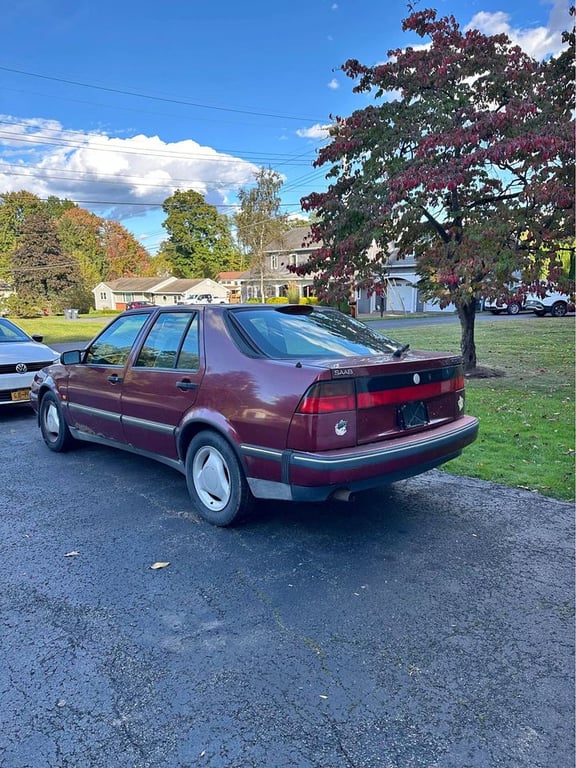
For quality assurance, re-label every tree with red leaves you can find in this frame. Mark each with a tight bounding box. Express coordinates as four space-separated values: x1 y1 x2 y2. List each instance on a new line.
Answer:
298 8 574 371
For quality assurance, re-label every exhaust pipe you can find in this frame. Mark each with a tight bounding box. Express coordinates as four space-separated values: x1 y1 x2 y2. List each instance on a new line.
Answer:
332 489 353 502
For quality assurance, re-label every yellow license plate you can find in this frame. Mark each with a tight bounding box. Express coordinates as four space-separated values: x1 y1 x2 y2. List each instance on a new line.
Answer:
11 389 30 402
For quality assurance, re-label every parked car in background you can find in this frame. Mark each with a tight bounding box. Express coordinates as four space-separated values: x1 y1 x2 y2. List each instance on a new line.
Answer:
524 290 574 317
126 301 155 309
0 317 59 407
30 304 478 526
179 293 228 305
484 296 526 315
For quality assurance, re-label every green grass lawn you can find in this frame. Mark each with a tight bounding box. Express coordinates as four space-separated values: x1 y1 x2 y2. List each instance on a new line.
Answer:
17 314 111 344
16 313 575 502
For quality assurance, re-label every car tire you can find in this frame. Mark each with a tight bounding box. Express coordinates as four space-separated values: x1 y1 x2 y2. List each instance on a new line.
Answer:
507 303 521 315
185 431 254 526
550 301 567 318
39 391 75 452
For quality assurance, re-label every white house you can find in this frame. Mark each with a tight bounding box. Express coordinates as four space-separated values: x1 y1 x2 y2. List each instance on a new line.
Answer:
92 277 229 311
364 249 455 315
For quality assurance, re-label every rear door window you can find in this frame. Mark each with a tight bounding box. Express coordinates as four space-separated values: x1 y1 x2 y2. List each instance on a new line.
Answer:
134 312 199 370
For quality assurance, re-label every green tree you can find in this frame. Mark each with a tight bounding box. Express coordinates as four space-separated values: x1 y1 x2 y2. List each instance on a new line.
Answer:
10 212 82 313
57 207 108 288
44 195 76 219
235 168 287 299
161 189 240 278
299 8 574 371
0 191 47 281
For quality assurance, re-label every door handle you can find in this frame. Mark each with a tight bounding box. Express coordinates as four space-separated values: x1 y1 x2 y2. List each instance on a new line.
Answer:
176 379 198 391
107 374 123 384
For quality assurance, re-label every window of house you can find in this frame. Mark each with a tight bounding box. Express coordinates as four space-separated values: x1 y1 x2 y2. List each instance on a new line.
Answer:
271 255 279 270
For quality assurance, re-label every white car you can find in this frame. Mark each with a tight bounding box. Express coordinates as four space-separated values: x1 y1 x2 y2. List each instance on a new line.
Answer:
0 317 60 406
484 296 525 315
524 290 573 317
180 293 228 305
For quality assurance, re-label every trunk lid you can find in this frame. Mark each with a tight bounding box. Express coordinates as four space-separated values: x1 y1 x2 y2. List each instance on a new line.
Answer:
287 351 465 451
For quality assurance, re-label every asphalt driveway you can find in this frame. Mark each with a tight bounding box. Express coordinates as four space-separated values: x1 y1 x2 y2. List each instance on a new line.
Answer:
0 406 574 768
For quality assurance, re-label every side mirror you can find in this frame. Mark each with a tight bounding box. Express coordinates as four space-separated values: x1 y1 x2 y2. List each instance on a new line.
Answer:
61 350 83 365
31 334 44 342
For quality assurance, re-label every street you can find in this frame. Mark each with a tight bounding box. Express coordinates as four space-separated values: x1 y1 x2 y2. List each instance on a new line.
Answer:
0 406 574 768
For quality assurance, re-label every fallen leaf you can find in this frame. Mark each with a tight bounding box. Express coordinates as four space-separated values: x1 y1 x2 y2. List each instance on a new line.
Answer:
150 561 170 570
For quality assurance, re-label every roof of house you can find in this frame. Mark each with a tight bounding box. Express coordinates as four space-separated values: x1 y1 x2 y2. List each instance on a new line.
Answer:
218 271 247 280
264 226 321 253
105 277 168 291
163 278 204 293
98 277 223 294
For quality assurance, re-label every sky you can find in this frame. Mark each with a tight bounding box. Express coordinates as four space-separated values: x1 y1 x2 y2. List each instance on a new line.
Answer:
0 0 571 255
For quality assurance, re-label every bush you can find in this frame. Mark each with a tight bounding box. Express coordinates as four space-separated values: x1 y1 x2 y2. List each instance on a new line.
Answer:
52 286 95 315
0 294 43 318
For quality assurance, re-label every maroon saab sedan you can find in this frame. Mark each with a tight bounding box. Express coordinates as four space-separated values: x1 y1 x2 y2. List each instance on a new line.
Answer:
30 304 478 526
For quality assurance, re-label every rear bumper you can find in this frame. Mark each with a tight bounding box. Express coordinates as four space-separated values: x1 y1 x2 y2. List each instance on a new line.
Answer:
244 415 479 502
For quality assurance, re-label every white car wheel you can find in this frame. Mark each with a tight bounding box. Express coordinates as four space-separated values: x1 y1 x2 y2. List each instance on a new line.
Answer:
39 391 75 452
192 445 231 512
185 431 254 526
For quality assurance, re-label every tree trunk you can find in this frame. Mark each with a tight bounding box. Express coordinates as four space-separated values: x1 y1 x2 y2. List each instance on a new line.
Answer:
456 299 477 372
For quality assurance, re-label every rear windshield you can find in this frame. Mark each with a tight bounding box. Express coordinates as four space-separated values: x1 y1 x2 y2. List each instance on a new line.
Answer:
230 306 402 358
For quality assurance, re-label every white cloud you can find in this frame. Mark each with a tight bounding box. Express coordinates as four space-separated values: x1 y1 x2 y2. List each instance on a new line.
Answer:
296 124 332 140
466 0 571 59
327 78 340 90
0 116 258 220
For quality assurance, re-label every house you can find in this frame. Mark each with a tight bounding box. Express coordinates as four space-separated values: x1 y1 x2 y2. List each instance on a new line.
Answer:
254 226 452 313
239 226 318 302
363 248 454 315
92 277 229 310
217 272 245 304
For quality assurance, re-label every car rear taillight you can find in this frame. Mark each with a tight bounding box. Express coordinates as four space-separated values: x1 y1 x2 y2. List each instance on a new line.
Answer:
296 380 356 414
357 374 465 407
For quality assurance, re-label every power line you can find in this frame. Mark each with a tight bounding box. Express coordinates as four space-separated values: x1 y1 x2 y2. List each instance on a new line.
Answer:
0 160 327 196
0 65 325 124
20 195 306 211
0 128 315 165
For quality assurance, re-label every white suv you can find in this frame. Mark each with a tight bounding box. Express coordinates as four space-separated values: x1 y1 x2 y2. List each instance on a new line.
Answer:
524 290 573 318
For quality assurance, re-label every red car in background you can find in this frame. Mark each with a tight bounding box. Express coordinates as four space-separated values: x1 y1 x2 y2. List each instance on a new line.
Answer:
30 304 478 526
